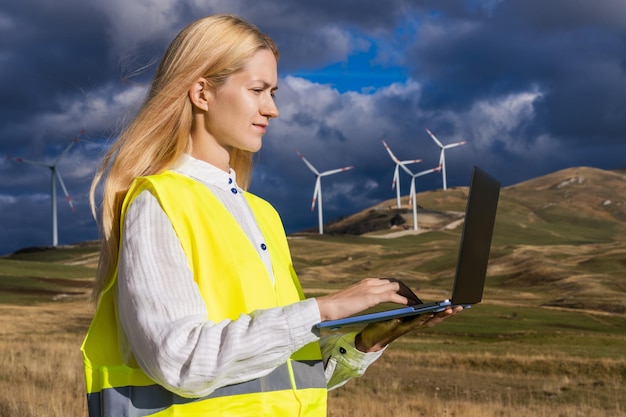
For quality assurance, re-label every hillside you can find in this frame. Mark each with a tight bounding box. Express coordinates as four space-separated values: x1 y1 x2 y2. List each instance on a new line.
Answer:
302 166 626 238
0 166 625 314
291 166 626 314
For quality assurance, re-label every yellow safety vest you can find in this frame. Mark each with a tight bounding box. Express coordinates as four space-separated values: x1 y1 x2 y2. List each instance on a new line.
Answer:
81 171 327 417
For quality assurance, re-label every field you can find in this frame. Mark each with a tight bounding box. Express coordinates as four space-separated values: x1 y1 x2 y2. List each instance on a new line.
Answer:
293 233 626 417
1 166 625 416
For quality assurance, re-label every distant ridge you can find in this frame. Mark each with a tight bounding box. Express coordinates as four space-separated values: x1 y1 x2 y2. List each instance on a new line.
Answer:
290 166 626 314
6 240 100 258
293 166 626 237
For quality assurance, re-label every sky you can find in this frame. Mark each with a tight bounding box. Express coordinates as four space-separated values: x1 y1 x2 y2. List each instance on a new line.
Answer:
1 0 625 255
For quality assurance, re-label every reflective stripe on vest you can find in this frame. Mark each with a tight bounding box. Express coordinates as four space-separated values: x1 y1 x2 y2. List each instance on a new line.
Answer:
87 360 325 417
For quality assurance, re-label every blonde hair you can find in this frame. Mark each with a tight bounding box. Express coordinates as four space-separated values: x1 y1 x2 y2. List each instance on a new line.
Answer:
90 14 279 301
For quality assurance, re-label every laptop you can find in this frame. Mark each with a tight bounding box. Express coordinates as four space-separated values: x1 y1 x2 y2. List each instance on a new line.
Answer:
317 166 500 330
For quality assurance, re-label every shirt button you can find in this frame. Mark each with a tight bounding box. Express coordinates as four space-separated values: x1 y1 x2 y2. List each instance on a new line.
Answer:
339 347 347 354
260 243 267 251
228 178 233 184
231 188 238 194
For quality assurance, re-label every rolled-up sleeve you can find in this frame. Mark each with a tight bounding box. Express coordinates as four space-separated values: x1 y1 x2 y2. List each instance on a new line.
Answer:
320 332 385 390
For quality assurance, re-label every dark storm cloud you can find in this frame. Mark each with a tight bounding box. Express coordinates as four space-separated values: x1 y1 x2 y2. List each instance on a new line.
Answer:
0 1 110 139
405 0 626 149
0 0 624 254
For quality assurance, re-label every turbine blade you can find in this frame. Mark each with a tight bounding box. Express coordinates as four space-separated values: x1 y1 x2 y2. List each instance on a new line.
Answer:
392 165 399 190
6 156 50 168
444 141 467 149
54 132 83 165
381 140 400 163
55 171 76 212
399 162 415 176
53 129 85 166
295 149 320 175
425 128 444 148
320 166 354 177
414 166 441 178
311 177 321 211
399 159 422 164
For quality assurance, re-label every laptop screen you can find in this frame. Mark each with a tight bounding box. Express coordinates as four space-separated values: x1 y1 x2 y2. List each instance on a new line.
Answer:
450 166 500 305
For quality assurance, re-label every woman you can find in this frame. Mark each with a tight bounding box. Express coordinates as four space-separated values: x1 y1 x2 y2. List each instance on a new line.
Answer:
82 14 460 417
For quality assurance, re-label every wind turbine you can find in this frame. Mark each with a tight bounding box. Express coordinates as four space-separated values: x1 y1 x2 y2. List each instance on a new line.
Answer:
425 128 466 190
296 150 354 235
6 130 83 246
400 163 441 231
381 140 422 209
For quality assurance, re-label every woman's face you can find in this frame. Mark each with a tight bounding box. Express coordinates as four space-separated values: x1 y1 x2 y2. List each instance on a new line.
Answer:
204 49 279 155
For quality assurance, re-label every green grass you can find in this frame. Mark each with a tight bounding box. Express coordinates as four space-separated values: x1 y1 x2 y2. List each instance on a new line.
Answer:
338 304 626 363
5 243 99 262
0 247 97 305
0 258 95 279
579 255 626 276
491 217 616 246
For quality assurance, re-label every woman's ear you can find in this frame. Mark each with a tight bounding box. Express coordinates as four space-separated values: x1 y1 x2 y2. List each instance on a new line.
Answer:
188 78 211 111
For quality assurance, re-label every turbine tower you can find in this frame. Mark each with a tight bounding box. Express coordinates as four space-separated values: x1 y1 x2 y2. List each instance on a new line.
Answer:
381 140 422 209
296 150 354 235
400 164 441 231
6 131 83 246
425 128 466 190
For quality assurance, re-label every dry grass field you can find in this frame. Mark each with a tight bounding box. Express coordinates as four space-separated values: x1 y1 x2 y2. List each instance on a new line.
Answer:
293 237 626 417
1 166 625 416
1 290 624 417
0 300 90 417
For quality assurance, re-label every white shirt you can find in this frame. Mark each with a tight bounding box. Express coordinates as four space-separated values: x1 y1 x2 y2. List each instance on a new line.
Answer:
116 154 383 398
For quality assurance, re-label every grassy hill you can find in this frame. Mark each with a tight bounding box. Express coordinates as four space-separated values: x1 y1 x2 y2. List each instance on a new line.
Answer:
1 166 624 311
0 241 99 304
292 166 626 313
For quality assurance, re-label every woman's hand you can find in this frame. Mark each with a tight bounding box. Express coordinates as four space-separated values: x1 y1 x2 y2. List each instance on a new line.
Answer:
354 306 463 353
315 278 419 322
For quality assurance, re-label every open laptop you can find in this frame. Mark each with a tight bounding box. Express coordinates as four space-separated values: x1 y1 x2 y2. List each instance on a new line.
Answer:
317 166 500 330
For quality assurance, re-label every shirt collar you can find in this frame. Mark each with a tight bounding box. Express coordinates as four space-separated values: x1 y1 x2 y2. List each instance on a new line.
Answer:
173 154 240 192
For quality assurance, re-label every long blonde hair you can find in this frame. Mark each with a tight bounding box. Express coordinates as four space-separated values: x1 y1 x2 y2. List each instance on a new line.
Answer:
90 14 279 302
